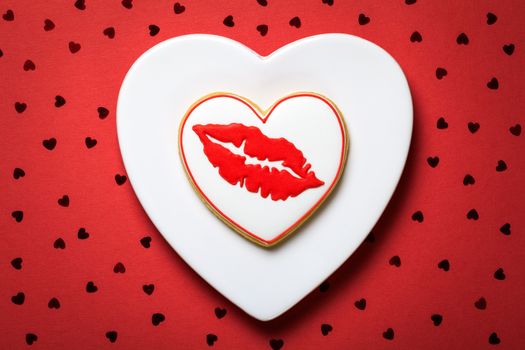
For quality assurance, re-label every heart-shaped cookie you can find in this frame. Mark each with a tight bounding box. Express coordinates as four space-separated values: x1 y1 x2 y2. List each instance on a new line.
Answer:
179 92 348 247
117 34 412 320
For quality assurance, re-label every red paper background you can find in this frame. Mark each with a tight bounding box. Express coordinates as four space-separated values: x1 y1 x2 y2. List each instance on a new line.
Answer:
1 1 524 349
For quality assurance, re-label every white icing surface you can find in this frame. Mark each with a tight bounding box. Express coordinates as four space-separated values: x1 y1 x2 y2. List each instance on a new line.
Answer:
180 94 345 243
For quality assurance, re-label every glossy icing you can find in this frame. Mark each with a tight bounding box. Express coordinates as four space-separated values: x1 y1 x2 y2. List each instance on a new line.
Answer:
193 123 324 201
179 92 348 246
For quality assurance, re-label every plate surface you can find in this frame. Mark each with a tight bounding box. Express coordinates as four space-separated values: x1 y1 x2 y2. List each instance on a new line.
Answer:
117 33 412 321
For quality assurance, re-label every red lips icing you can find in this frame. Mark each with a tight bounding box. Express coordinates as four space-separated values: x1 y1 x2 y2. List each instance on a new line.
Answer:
193 123 324 201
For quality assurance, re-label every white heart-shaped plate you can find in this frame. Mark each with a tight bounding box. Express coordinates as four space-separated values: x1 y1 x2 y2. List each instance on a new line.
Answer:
117 34 412 321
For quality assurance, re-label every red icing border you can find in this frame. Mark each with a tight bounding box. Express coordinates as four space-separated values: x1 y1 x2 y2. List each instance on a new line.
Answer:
179 93 347 246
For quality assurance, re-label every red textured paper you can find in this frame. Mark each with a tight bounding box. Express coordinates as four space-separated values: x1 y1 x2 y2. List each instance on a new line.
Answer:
1 1 524 349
